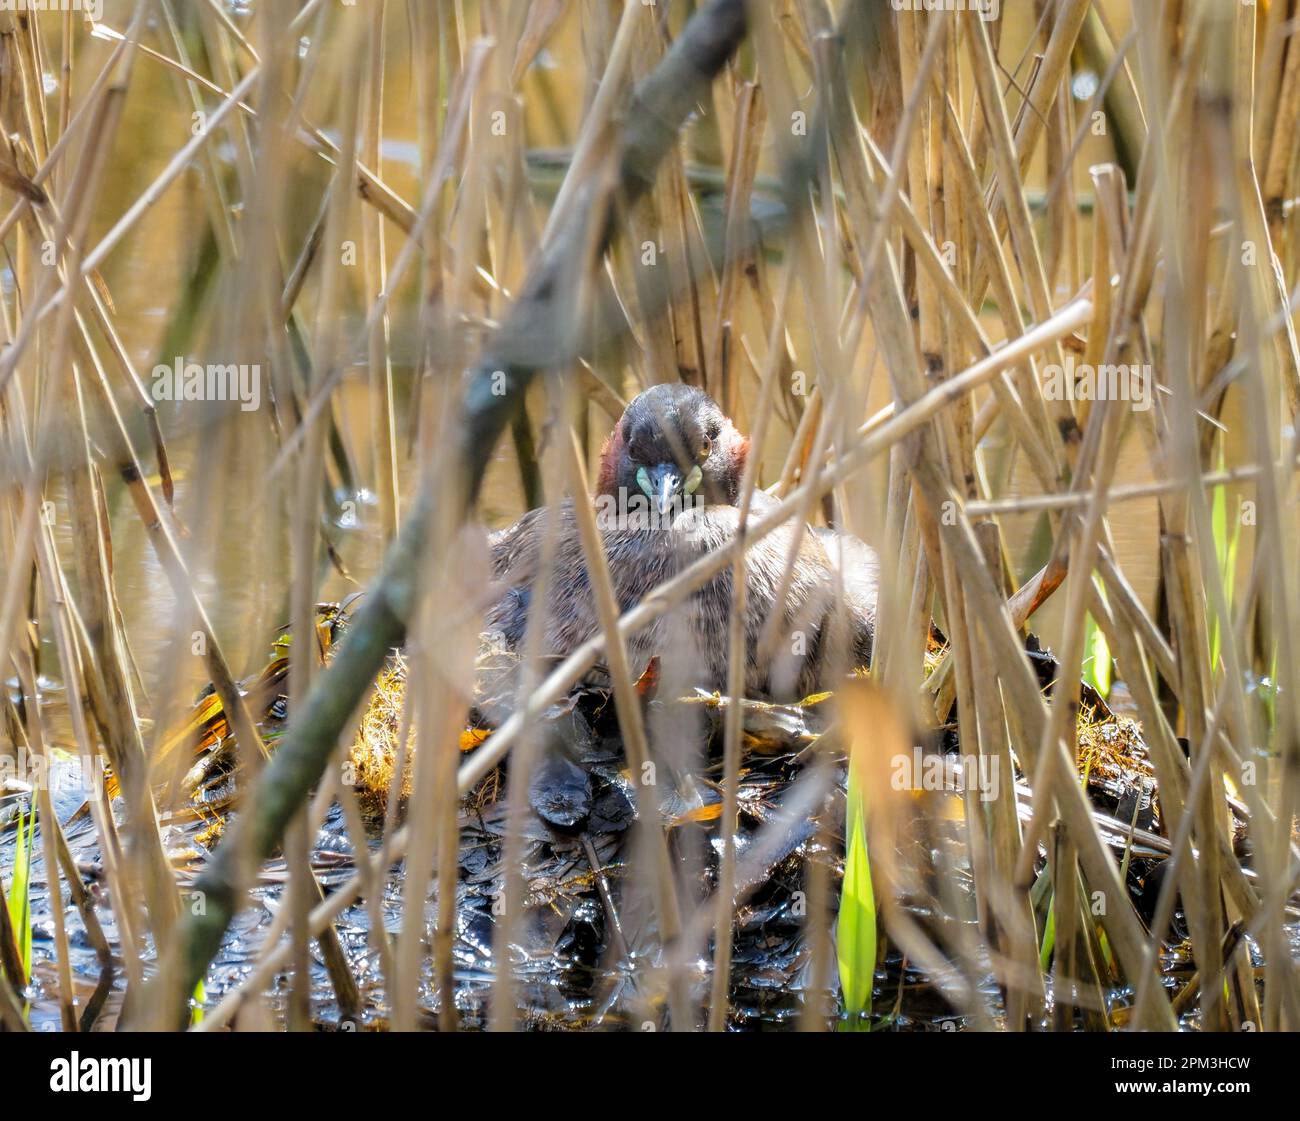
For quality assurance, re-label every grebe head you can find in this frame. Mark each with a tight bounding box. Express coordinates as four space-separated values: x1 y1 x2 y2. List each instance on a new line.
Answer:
595 383 749 518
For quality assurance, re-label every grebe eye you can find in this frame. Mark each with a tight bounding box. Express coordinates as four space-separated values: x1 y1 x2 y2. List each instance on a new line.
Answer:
699 438 712 459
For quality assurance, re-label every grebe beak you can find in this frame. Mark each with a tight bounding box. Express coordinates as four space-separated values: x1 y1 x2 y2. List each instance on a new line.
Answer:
637 463 683 516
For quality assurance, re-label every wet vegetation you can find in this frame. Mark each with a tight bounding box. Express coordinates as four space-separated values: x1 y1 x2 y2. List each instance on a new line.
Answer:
1 0 1299 1034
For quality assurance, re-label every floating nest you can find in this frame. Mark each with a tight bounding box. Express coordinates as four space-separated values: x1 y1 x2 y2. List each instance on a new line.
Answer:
159 602 1163 841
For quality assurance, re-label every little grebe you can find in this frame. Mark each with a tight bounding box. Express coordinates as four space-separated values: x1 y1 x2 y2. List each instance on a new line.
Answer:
486 384 878 699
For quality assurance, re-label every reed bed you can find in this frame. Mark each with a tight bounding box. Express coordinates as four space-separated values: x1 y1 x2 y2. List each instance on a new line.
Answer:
0 0 1297 1034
